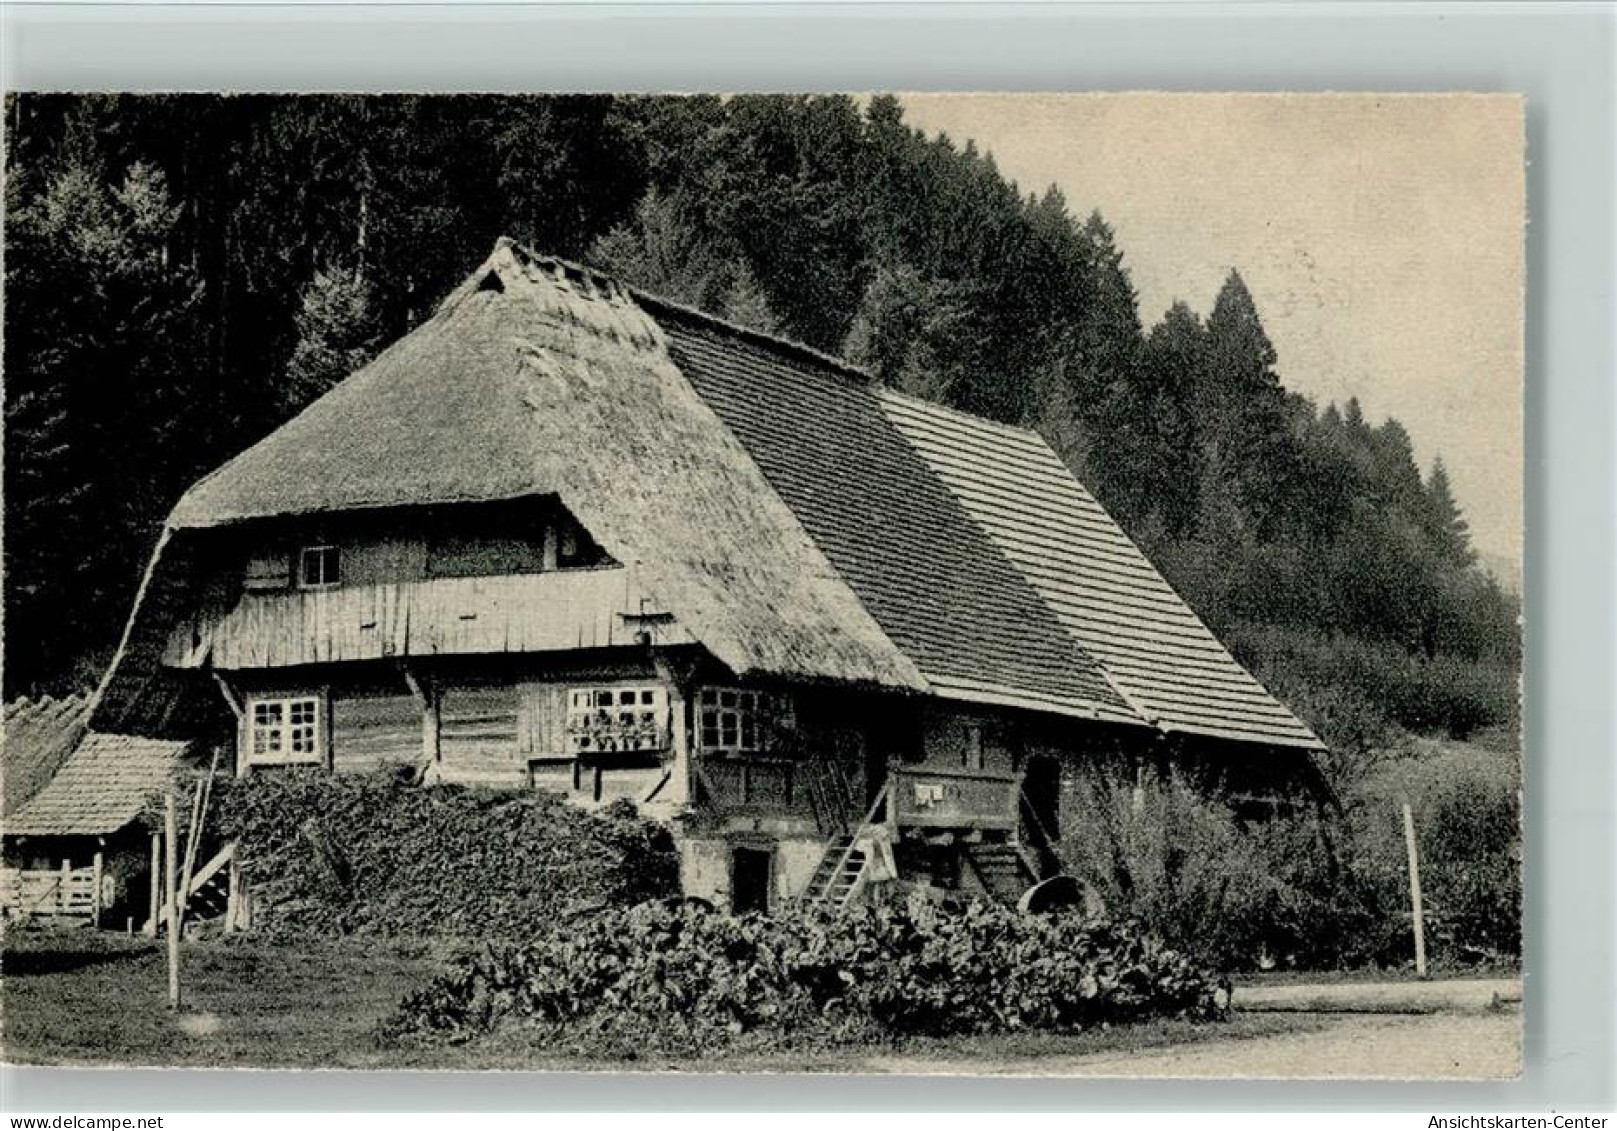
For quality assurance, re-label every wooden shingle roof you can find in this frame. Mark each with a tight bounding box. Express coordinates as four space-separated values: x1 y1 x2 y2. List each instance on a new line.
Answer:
662 311 1135 725
5 732 189 837
880 391 1323 750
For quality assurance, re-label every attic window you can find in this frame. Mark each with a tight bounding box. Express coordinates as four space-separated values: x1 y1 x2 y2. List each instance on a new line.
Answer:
298 545 340 589
477 269 505 294
555 515 606 569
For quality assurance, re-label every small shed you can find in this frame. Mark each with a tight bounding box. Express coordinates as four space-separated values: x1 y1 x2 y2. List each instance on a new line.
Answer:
3 727 191 925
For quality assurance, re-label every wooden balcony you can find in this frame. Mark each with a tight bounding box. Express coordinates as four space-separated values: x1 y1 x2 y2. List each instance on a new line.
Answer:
693 757 1022 836
888 764 1021 833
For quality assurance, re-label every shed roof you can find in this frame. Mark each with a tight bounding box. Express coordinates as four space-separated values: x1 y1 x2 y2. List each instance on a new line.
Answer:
4 731 188 837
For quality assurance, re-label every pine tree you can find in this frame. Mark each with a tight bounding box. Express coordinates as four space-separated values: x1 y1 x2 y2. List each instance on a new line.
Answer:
4 138 202 691
284 265 384 412
1424 457 1476 567
588 188 739 312
1201 268 1302 537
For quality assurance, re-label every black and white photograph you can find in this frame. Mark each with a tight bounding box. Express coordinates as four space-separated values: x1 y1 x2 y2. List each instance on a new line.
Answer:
1 91 1524 1079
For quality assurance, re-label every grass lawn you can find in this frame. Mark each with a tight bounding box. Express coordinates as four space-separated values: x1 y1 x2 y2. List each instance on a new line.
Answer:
0 924 1322 1072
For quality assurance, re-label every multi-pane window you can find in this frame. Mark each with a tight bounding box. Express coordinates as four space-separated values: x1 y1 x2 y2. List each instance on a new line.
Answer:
298 545 340 589
565 686 668 754
247 695 323 765
697 688 786 755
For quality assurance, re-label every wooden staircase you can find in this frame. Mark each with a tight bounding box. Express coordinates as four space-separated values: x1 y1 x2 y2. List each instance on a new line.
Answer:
149 842 239 935
964 840 1039 906
801 836 869 907
799 782 890 909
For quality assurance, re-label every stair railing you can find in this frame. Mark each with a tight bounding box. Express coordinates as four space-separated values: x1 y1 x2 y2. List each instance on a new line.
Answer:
152 841 235 931
810 781 891 906
1017 787 1062 880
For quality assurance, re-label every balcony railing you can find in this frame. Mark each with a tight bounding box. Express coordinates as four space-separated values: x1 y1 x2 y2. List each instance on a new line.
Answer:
888 764 1021 832
693 757 1023 835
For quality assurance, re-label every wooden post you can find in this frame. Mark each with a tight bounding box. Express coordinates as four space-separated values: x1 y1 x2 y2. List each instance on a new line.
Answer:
177 748 222 940
664 683 691 807
146 833 160 937
403 667 440 766
91 849 105 929
1402 799 1428 978
212 672 248 779
224 851 241 935
164 791 181 1011
59 858 70 918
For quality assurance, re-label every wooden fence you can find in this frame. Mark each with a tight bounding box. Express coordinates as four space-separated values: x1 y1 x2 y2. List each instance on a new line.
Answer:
1 860 102 922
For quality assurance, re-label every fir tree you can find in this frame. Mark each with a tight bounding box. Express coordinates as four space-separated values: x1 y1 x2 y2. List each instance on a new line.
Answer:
284 265 384 412
1424 457 1476 567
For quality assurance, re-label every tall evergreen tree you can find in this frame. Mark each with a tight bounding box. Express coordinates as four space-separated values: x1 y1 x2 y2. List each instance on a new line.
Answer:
1201 268 1302 537
1424 457 1476 567
283 265 385 413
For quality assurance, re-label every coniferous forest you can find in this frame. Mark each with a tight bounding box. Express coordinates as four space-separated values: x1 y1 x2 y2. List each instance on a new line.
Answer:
3 93 1519 778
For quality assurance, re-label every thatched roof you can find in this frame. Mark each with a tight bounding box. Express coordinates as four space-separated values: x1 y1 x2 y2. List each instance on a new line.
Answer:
2 694 92 816
92 237 1319 754
98 240 925 737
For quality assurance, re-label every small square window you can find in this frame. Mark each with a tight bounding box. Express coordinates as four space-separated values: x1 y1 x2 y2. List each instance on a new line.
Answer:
298 546 340 589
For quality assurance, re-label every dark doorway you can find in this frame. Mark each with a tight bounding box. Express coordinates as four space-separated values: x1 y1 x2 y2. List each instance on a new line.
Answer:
730 847 773 914
1024 753 1062 842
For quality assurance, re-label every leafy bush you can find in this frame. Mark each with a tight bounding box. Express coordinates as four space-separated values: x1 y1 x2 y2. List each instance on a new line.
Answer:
197 768 679 940
1060 751 1521 972
1354 740 1522 962
1059 765 1354 970
382 899 1226 1056
1225 622 1518 757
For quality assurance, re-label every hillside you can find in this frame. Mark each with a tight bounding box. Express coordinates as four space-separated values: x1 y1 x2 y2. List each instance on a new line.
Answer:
3 93 1519 768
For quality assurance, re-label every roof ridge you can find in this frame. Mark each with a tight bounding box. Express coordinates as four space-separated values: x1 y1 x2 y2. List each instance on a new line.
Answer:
481 238 880 387
633 291 877 388
878 386 1048 444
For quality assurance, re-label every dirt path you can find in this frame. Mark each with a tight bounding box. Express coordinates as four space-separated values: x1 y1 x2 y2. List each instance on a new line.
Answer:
1236 978 1521 1014
864 1011 1522 1079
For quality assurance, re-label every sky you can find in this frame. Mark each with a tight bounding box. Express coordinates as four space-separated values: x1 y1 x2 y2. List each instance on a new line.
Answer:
898 93 1524 565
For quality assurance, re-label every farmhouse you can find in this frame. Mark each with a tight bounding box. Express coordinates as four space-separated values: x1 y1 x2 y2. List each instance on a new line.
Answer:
8 238 1322 918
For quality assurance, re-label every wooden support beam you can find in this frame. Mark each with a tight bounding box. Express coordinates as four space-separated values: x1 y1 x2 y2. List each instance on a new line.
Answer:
212 672 244 719
225 851 241 935
650 655 693 809
164 793 181 1010
401 666 441 766
212 672 249 779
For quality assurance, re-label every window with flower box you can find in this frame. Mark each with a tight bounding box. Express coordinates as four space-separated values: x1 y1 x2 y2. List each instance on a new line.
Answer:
245 694 325 766
565 686 669 755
